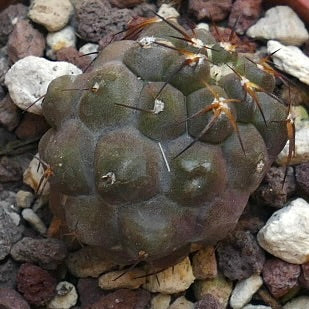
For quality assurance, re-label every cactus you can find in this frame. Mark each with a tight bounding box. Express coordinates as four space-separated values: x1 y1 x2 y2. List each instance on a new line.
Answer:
39 15 289 268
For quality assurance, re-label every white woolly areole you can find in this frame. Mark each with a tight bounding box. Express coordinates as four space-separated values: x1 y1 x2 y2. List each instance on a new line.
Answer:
138 36 157 48
153 99 165 114
209 63 234 83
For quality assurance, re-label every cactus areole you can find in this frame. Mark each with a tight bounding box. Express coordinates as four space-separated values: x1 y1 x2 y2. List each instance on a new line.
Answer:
39 18 288 268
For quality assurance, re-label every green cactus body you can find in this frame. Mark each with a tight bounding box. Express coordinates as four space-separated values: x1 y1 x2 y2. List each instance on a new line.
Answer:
39 18 287 267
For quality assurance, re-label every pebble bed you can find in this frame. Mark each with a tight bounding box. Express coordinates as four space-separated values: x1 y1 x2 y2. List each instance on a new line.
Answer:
0 0 308 308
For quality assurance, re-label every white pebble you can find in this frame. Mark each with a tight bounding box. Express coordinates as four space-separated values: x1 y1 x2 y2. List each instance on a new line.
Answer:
5 56 81 114
22 208 47 235
258 198 309 264
48 281 78 309
157 4 179 19
16 190 34 209
47 26 76 52
79 43 99 61
151 294 171 309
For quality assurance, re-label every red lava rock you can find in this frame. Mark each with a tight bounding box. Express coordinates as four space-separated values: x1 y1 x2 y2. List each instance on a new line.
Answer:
253 166 296 208
56 46 92 72
0 4 28 46
88 289 151 309
0 94 21 131
109 0 144 8
217 230 265 280
76 0 134 43
210 26 257 53
15 112 49 140
262 258 301 298
299 263 309 289
0 287 30 309
194 293 224 309
77 278 106 308
188 0 232 22
228 0 263 35
7 19 45 63
295 163 309 197
16 263 57 306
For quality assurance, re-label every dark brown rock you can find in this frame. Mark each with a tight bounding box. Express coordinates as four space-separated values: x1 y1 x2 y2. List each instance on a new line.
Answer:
0 4 28 46
0 94 21 131
299 263 309 289
76 0 134 43
253 166 296 208
217 230 265 280
11 237 67 270
56 47 92 72
262 258 301 298
109 0 143 8
77 278 105 308
0 259 19 288
295 163 309 197
15 112 49 140
0 288 30 309
17 263 57 306
7 19 45 63
188 0 232 22
88 289 151 309
194 293 224 309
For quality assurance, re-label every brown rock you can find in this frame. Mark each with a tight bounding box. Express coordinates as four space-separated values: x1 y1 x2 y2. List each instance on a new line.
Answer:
0 288 30 309
194 293 224 309
15 112 49 140
228 0 263 35
217 230 265 280
188 0 232 22
299 263 309 289
77 278 105 308
88 289 151 309
7 19 45 63
16 263 57 306
262 258 301 298
295 163 309 197
0 3 28 46
0 94 20 131
56 46 92 72
109 0 143 8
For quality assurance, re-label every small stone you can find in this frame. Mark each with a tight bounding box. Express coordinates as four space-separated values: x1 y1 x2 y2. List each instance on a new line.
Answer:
48 281 78 309
268 40 309 86
194 273 233 308
188 0 232 22
228 0 262 35
157 4 180 19
0 156 24 182
23 154 50 196
0 46 9 85
283 296 309 309
133 2 157 17
98 268 146 290
11 237 67 270
169 296 194 309
253 166 296 208
0 288 30 309
192 246 218 279
0 259 19 288
247 6 309 46
229 274 263 309
46 25 76 58
0 206 22 261
76 0 133 43
299 263 309 289
89 289 151 309
194 294 224 309
66 246 116 278
16 190 34 209
151 294 171 309
0 4 28 46
257 198 309 264
0 94 21 131
56 47 92 71
17 263 56 306
77 278 105 308
143 257 195 294
109 0 143 8
79 43 99 60
243 306 271 309
28 0 73 32
262 258 300 298
22 208 47 235
217 230 265 281
4 56 82 115
7 19 45 63
295 163 309 197
15 113 49 140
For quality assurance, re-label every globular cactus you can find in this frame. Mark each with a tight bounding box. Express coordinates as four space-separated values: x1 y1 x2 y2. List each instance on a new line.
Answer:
39 15 289 268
